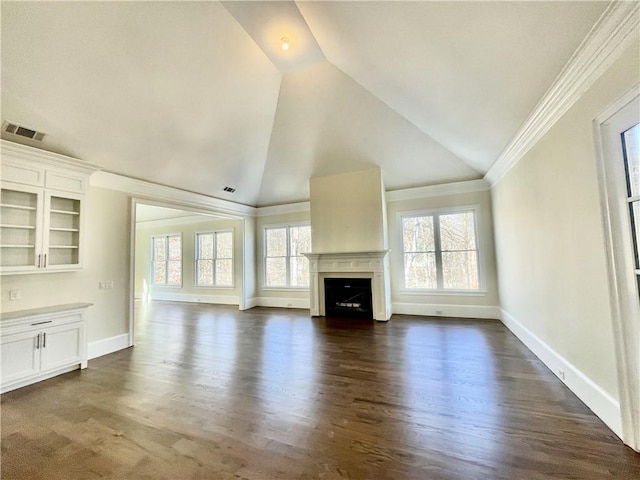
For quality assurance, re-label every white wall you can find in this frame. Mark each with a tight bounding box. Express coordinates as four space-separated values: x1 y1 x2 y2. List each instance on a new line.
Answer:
310 168 386 253
491 42 639 433
1 186 131 344
135 216 243 305
387 188 499 318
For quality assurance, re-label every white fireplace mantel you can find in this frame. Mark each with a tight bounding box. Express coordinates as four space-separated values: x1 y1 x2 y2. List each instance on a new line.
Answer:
304 251 391 321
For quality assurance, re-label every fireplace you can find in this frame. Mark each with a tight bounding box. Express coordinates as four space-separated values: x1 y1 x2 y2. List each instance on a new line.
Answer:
304 251 391 321
324 278 373 318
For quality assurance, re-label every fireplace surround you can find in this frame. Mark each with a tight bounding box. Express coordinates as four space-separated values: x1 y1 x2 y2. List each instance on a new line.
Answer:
304 251 391 321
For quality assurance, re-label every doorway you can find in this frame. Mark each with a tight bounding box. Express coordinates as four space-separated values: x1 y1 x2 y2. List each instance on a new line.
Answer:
595 87 640 451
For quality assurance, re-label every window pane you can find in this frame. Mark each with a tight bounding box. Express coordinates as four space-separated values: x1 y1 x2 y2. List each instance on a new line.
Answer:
440 212 477 251
215 259 233 286
290 256 309 287
403 252 437 289
216 232 233 259
198 234 214 260
290 226 311 256
623 123 640 197
167 260 181 285
168 236 182 260
266 257 287 287
153 261 166 284
402 216 435 252
442 251 479 289
153 237 166 261
632 201 640 270
197 259 213 286
266 228 287 257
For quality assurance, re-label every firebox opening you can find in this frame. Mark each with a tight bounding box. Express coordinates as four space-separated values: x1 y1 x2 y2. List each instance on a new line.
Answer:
324 278 373 319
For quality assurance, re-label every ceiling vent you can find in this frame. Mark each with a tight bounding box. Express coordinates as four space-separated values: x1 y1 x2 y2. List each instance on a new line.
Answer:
3 122 46 141
223 186 236 193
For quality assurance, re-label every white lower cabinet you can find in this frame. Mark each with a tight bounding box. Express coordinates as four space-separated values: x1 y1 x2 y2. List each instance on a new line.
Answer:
1 303 91 393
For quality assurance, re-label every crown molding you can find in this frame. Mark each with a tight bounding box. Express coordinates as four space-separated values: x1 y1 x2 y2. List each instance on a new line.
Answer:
385 179 490 202
255 201 311 217
91 171 256 218
137 214 238 229
0 139 101 175
485 1 640 186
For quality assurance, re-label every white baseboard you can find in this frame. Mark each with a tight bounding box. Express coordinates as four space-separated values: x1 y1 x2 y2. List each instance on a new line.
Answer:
254 297 310 309
500 308 622 439
150 292 239 305
392 302 501 319
88 333 130 360
242 297 259 310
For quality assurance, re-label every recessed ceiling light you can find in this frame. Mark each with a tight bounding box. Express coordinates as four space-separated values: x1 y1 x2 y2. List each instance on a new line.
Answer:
281 37 289 51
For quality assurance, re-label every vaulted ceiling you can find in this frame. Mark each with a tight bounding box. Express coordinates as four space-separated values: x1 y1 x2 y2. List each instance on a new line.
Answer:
1 1 608 206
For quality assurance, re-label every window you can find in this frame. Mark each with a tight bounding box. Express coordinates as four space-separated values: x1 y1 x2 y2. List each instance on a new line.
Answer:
401 209 479 290
152 234 182 286
622 123 640 287
195 231 233 287
265 224 311 288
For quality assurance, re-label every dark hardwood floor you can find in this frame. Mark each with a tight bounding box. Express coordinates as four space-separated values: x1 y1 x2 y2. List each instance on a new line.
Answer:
2 301 639 479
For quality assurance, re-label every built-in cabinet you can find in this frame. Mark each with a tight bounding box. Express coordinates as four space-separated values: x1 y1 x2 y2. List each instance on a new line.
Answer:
1 303 91 394
0 140 99 274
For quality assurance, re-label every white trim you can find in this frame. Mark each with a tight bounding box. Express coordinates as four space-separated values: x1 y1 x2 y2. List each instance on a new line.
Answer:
149 292 240 305
485 1 640 186
88 333 130 360
392 303 500 319
253 297 310 309
255 201 310 217
398 289 487 297
137 214 226 229
91 171 256 217
1 139 101 176
244 297 259 310
386 179 490 202
500 309 623 440
593 90 640 450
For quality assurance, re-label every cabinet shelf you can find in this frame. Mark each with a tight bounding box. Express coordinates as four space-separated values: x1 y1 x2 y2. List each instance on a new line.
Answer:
0 204 37 211
1 224 36 230
1 244 35 248
49 227 79 232
49 209 80 216
48 245 79 249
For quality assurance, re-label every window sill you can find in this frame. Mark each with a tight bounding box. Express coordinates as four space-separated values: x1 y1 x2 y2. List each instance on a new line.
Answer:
399 289 487 297
194 285 235 290
262 287 310 292
151 285 183 288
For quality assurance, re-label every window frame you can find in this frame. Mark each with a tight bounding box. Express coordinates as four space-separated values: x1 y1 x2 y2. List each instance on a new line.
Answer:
263 222 311 290
150 233 183 287
398 205 484 294
194 229 235 288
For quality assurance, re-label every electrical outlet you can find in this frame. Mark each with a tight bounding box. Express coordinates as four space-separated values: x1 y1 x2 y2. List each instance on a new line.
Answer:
99 281 114 290
435 310 443 315
9 290 21 301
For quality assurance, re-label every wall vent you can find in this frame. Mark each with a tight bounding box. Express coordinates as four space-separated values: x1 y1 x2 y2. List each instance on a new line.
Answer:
223 186 236 193
3 122 46 141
